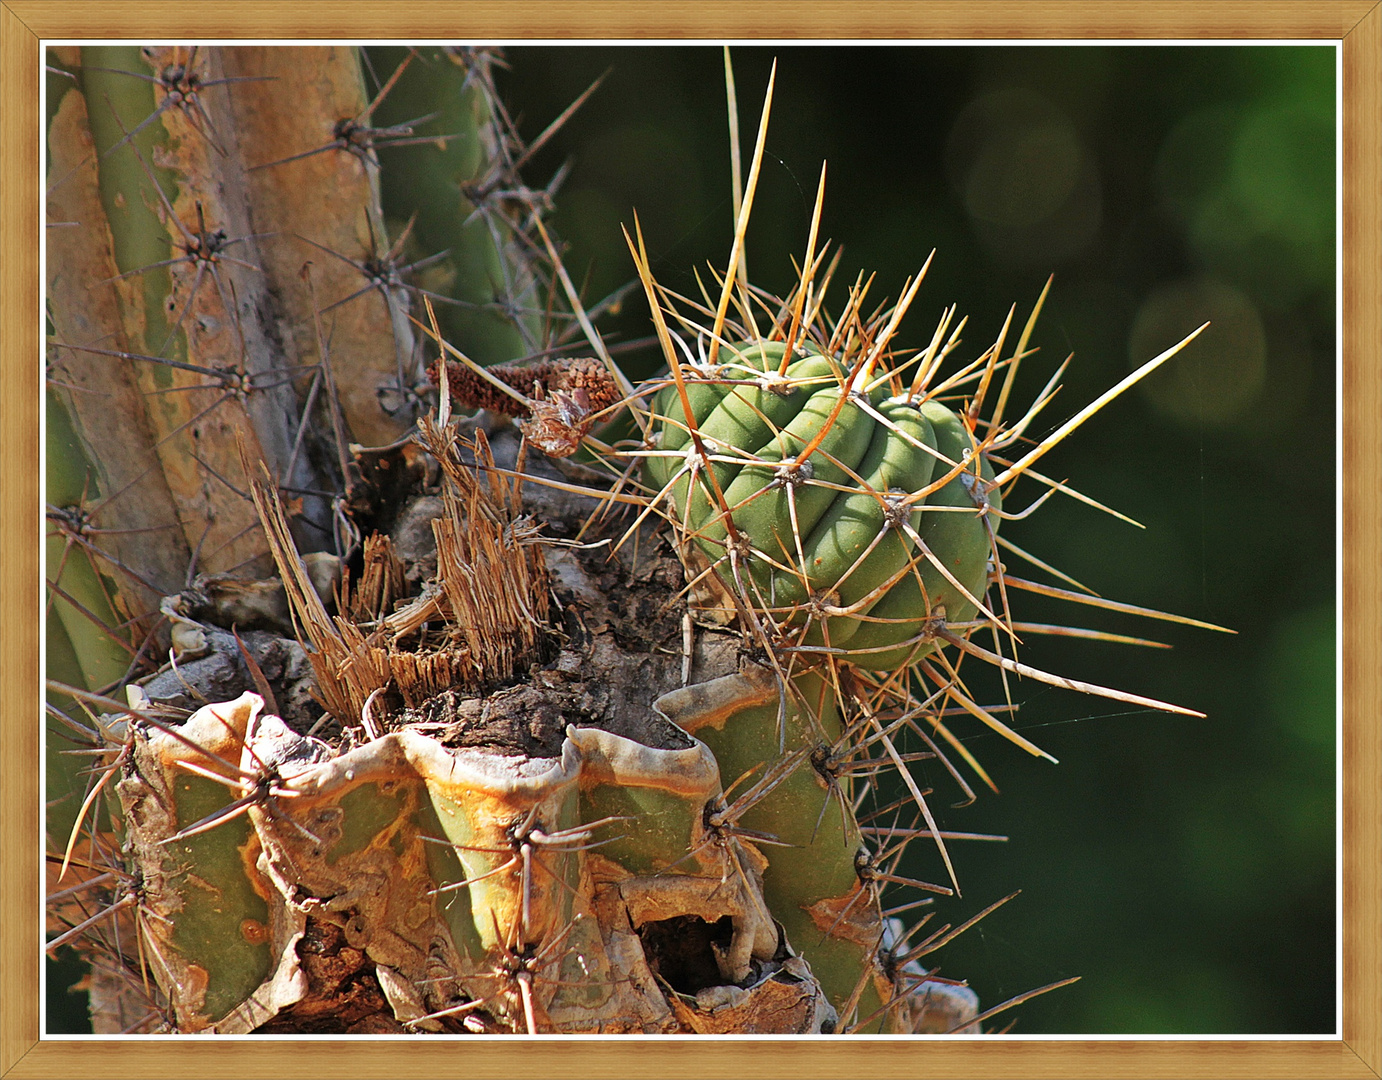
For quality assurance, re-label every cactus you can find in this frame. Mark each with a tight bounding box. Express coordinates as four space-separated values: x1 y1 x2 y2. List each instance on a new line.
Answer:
645 338 1004 667
45 46 1226 1037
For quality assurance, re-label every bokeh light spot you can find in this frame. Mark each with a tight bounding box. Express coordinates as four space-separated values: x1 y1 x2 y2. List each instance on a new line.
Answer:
964 120 1083 227
946 89 1100 265
1131 277 1267 427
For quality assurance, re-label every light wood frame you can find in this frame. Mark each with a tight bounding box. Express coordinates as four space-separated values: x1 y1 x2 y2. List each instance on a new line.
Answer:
2 4 1377 1077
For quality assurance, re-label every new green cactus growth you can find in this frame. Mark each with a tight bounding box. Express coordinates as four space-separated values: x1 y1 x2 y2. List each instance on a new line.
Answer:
646 340 1005 668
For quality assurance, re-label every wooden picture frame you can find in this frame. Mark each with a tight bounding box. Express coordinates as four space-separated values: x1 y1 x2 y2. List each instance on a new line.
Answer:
3 3 1377 1077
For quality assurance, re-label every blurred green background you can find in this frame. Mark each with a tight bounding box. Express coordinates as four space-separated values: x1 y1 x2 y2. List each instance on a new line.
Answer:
496 44 1337 1035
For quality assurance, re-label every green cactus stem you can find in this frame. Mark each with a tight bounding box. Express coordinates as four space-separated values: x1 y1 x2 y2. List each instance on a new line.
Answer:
647 340 1004 668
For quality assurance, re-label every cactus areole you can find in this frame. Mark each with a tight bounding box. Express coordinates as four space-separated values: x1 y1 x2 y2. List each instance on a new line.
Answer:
646 340 1003 669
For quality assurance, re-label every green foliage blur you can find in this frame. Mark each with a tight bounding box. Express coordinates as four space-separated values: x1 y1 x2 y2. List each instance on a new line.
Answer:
499 44 1337 1035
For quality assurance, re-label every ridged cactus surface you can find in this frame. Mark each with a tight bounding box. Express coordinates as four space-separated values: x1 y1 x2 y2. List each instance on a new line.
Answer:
646 339 1004 668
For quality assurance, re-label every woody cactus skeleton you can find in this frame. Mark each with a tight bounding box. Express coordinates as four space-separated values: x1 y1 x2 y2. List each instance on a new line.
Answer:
45 47 1225 1035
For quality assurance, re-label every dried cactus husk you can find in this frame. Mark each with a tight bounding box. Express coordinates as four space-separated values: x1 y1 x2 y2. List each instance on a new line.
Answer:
113 693 290 1032
109 680 844 1034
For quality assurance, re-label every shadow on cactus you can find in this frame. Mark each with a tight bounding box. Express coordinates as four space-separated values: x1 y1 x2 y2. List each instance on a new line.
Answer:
45 46 1230 1037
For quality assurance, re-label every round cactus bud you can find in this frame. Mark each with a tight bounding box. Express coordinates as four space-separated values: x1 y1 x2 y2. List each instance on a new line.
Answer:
647 341 1003 668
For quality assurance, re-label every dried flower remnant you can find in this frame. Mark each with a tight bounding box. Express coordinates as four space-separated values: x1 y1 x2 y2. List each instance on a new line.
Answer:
252 432 550 730
428 356 623 457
